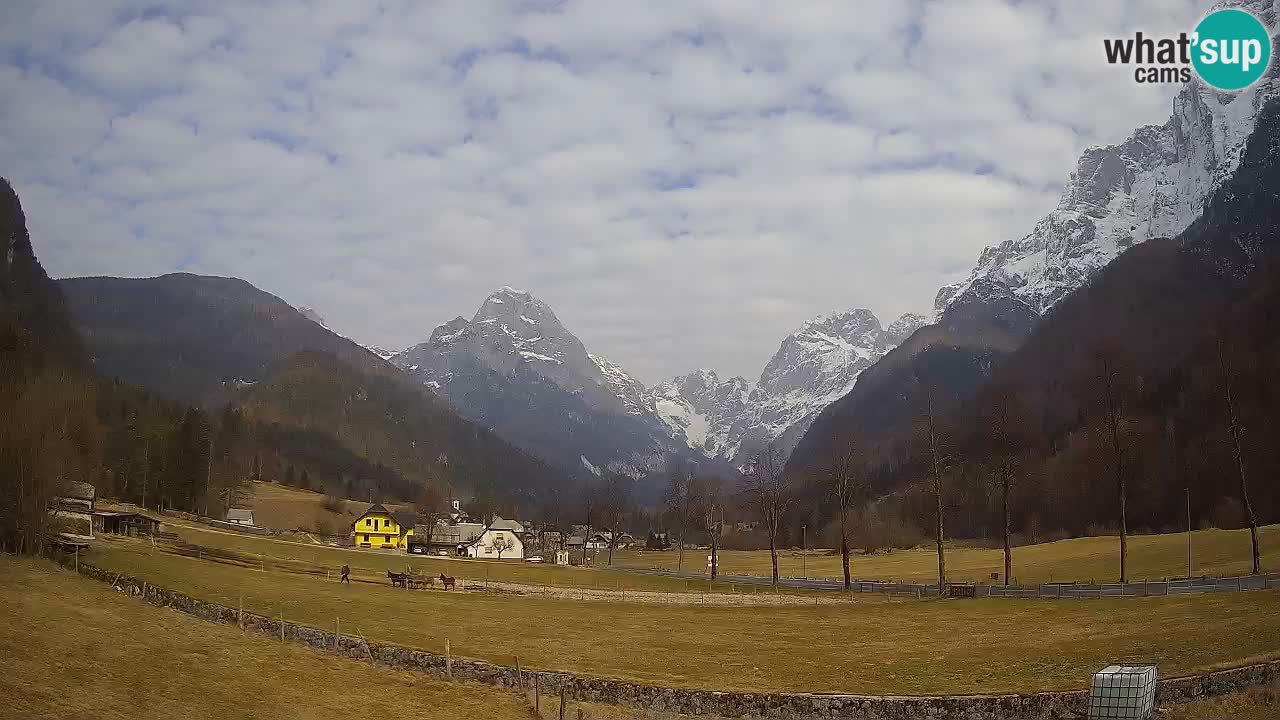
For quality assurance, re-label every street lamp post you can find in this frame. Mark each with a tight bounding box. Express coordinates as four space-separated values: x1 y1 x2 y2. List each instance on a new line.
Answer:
1185 487 1192 578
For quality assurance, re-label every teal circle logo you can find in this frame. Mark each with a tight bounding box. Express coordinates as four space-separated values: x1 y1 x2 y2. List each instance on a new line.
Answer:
1191 9 1272 91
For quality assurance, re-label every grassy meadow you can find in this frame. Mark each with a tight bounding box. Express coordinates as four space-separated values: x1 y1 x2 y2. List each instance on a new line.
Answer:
241 481 410 535
613 525 1280 584
84 535 1280 696
0 557 533 720
158 517 786 595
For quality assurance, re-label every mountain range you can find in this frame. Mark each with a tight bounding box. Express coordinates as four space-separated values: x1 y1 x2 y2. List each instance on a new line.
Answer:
388 287 721 485
13 0 1278 512
793 4 1279 473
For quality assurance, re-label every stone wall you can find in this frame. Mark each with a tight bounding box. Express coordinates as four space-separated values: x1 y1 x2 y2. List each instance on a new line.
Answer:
73 562 1278 720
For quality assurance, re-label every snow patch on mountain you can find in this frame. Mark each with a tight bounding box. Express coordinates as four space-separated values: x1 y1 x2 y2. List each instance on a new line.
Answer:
589 353 654 417
297 306 328 328
391 287 711 479
937 12 1279 317
651 309 927 464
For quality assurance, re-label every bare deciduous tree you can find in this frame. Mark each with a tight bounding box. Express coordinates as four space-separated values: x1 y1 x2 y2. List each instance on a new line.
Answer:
0 366 100 555
692 474 725 579
599 473 631 566
742 443 796 587
1213 332 1261 575
1089 342 1136 583
414 480 446 548
491 533 512 559
821 432 866 591
665 469 695 574
979 377 1034 585
912 374 950 591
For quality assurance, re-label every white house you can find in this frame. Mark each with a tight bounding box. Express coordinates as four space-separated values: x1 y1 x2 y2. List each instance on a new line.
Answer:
226 508 255 526
465 516 525 560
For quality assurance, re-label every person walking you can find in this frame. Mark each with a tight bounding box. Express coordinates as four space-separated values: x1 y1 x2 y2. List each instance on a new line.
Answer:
340 564 350 584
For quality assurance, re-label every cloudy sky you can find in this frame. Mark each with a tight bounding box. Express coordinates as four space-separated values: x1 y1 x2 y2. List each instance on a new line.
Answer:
1 0 1208 383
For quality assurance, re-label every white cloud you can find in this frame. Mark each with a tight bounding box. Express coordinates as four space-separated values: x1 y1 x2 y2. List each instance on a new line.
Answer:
0 0 1207 384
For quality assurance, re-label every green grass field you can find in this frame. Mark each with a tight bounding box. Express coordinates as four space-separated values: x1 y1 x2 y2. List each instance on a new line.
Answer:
84 535 1280 696
0 557 532 720
158 518 791 595
613 525 1280 584
225 482 1277 589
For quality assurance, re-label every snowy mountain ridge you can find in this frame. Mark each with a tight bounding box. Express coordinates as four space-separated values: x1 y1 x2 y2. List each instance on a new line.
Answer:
390 287 710 479
651 308 928 465
936 0 1279 317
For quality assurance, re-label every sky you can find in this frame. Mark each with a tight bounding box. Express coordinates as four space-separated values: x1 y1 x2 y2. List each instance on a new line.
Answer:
0 0 1210 384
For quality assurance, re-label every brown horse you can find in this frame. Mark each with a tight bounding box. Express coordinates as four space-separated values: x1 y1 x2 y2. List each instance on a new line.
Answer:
438 573 455 590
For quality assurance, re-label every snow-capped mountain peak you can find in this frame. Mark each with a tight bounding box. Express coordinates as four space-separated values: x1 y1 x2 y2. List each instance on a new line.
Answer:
936 11 1279 318
652 306 926 464
390 287 704 479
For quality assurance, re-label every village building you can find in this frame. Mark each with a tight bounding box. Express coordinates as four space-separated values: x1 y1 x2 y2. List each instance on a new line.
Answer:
50 481 96 539
585 530 635 551
428 520 485 554
465 516 525 559
93 510 162 537
351 504 416 550
225 508 256 526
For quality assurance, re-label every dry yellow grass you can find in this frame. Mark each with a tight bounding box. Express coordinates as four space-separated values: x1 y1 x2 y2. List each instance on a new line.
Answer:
614 525 1280 584
0 556 532 720
158 518 778 595
1162 682 1280 720
87 537 1280 696
243 481 411 534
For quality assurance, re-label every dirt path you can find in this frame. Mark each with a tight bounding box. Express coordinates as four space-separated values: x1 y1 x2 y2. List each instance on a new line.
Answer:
456 578 875 606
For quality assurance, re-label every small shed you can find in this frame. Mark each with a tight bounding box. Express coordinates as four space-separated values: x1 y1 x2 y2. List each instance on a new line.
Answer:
50 482 97 538
93 511 162 537
226 508 256 526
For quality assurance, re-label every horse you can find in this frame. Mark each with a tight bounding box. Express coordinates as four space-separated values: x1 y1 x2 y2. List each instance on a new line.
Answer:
438 573 455 591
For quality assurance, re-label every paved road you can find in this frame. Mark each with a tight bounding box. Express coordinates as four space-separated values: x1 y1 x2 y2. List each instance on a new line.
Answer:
615 566 1280 599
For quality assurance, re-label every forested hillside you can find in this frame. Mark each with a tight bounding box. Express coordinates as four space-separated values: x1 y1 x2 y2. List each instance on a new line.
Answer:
791 101 1280 554
59 273 394 406
236 351 568 508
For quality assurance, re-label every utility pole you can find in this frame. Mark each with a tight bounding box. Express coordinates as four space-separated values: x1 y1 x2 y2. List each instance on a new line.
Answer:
801 524 807 579
1185 487 1192 578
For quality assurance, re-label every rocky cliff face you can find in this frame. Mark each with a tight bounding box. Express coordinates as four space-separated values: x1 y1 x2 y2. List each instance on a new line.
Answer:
936 0 1279 317
652 309 927 465
392 287 716 481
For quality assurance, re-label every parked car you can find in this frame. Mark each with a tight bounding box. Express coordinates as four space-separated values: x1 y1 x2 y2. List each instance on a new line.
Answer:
525 555 544 563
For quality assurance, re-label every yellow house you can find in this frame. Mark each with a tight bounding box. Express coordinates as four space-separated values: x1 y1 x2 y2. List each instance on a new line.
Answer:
351 504 416 550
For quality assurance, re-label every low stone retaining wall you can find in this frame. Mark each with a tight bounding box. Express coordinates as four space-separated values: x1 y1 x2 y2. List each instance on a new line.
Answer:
73 562 1278 720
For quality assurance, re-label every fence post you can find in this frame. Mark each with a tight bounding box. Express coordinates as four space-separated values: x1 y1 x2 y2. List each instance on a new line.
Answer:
446 639 452 679
515 655 522 690
534 674 540 713
335 616 340 650
559 685 567 720
238 595 243 630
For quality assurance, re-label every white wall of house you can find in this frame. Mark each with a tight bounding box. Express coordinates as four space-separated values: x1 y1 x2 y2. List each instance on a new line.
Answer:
466 528 525 559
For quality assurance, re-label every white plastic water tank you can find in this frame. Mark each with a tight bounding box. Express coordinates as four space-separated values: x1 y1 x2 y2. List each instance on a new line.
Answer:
1087 665 1158 720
